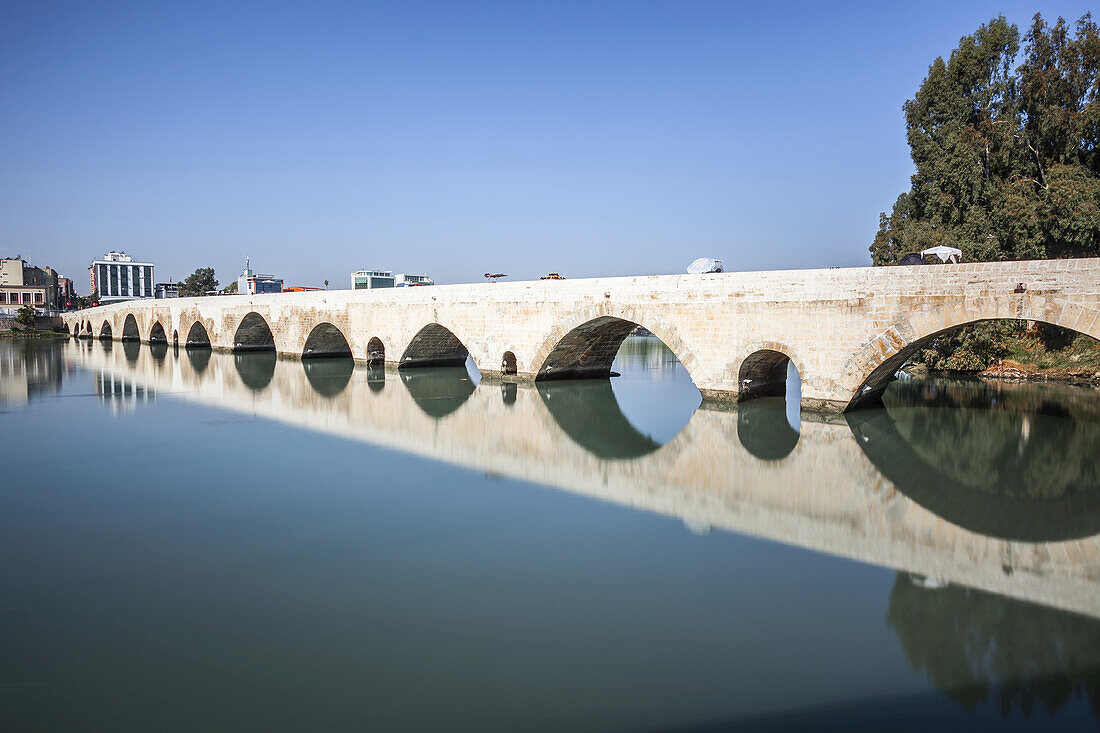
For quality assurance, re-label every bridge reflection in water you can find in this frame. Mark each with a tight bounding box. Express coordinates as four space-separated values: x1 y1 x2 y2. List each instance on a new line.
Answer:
67 339 1100 621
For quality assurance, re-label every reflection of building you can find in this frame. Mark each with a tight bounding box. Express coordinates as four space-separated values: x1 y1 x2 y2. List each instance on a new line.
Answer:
1 257 60 311
396 273 433 287
352 269 396 289
94 371 154 414
155 282 180 299
238 259 284 295
90 251 154 302
0 342 64 405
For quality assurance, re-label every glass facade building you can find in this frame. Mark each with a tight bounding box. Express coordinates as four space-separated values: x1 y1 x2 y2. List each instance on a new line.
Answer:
90 252 154 302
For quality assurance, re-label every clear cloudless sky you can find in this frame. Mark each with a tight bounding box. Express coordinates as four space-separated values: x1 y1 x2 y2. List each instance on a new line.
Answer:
1 0 1095 291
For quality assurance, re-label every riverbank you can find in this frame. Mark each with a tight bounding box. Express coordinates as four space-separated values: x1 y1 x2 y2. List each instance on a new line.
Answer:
0 330 69 340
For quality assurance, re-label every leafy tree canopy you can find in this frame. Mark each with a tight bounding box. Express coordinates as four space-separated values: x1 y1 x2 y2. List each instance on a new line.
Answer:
179 267 219 297
872 13 1100 265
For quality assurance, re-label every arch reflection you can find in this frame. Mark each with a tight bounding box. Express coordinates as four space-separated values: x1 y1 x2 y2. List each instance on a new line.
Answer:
186 346 211 374
400 367 475 419
123 340 141 364
149 342 168 365
737 398 800 461
846 378 1100 542
537 381 660 459
303 357 353 397
234 351 277 392
366 365 386 392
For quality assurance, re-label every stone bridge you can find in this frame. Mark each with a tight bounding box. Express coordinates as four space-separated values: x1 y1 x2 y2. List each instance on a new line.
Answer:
68 340 1100 619
63 258 1100 410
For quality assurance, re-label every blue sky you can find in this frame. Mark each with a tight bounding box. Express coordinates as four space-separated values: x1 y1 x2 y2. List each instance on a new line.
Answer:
1 1 1095 291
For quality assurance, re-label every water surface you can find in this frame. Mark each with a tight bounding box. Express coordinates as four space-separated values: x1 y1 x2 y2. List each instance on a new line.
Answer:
1 337 1099 731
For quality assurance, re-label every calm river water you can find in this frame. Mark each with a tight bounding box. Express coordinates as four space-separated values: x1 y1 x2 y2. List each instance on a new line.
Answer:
2 336 1100 731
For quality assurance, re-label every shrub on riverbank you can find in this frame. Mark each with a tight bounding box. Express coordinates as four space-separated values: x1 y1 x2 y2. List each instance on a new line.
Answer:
915 323 1100 379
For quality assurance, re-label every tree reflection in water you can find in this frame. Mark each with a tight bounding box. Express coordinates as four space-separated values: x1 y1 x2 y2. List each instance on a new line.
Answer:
888 573 1100 722
848 377 1100 542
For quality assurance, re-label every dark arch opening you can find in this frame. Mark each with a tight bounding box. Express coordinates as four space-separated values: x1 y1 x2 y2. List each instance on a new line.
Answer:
82 321 92 338
62 322 70 334
172 329 179 347
122 314 140 342
303 358 353 397
737 398 799 461
400 367 475 419
234 312 275 352
99 321 112 340
536 316 640 381
538 380 662 459
501 351 518 375
149 321 167 344
302 322 352 359
846 377 1100 542
367 337 385 365
186 321 211 348
234 351 277 391
847 318 1100 411
400 324 469 369
739 350 791 401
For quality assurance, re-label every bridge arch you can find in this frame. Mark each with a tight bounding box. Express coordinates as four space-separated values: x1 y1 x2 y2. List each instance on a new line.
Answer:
530 304 700 384
122 314 140 341
367 337 385 365
149 321 167 344
185 321 211 348
99 321 112 339
400 323 470 369
302 322 352 359
501 350 518 375
840 295 1100 411
731 342 805 402
233 312 276 352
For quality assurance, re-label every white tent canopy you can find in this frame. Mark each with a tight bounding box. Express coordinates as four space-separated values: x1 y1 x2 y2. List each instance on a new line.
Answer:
921 245 962 264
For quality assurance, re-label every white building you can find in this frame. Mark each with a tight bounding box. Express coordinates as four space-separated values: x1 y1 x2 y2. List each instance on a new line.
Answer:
238 259 284 295
351 270 433 289
89 252 154 302
352 270 396 289
396 273 434 287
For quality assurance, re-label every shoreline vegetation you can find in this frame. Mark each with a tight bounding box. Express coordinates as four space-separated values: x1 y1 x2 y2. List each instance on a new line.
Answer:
0 329 69 340
904 324 1100 386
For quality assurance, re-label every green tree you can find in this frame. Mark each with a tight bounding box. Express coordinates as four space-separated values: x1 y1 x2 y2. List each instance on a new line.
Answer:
871 13 1100 265
179 268 219 297
221 281 238 294
15 303 36 330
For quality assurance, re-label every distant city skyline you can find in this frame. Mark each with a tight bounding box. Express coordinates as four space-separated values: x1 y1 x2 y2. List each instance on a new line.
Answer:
2 0 1094 293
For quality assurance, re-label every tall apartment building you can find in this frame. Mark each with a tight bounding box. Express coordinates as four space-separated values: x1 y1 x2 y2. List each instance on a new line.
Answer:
89 251 154 302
